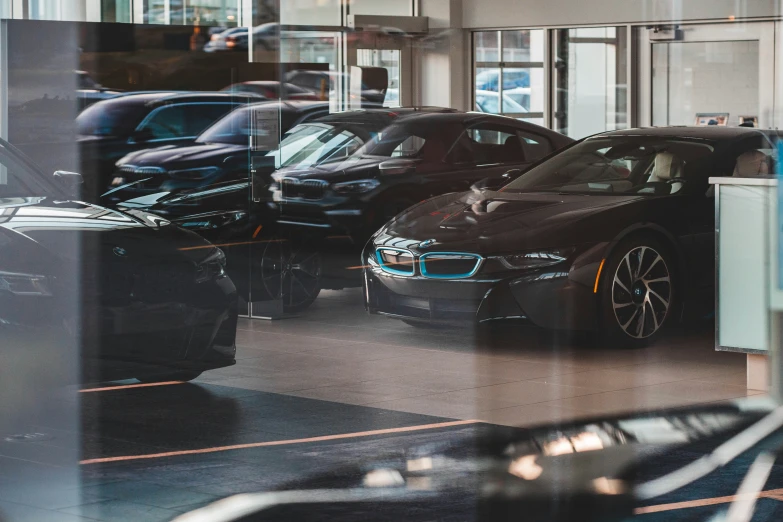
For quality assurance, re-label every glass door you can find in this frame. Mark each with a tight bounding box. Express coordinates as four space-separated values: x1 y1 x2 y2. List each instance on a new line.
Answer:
639 22 774 128
347 32 412 109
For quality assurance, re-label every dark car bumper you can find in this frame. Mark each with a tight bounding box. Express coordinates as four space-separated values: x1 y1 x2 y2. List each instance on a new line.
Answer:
1 274 238 382
364 261 599 331
274 197 373 242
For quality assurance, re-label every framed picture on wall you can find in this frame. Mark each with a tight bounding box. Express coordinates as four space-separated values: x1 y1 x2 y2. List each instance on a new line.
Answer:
695 113 729 126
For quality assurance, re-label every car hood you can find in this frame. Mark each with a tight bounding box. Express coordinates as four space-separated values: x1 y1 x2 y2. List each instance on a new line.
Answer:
0 197 218 273
119 142 247 170
275 156 383 183
379 190 644 253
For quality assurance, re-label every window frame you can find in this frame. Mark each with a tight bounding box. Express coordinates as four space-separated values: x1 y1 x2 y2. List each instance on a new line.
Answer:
472 29 547 123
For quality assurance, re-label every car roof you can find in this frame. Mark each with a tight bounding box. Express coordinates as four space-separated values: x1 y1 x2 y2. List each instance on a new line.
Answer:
315 107 458 123
102 91 265 108
387 112 573 141
598 126 777 141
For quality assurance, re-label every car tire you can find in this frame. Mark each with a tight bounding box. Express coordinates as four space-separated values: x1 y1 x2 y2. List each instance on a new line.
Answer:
599 236 676 348
258 239 322 314
137 371 202 383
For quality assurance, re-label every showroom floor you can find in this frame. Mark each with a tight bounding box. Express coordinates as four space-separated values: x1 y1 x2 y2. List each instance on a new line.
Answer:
0 288 766 522
204 288 758 425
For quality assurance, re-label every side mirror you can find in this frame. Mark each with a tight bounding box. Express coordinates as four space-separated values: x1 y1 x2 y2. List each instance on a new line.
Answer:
53 170 83 197
378 158 419 176
471 169 522 192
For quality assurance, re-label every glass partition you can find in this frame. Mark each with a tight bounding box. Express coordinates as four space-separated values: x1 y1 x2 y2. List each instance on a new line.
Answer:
553 26 628 138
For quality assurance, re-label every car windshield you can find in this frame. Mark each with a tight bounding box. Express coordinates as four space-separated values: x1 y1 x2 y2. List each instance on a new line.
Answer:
501 135 718 196
196 105 266 145
0 140 60 198
76 101 147 137
269 122 376 169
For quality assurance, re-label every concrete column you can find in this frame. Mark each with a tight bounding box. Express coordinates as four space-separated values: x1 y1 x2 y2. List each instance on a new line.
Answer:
418 0 466 110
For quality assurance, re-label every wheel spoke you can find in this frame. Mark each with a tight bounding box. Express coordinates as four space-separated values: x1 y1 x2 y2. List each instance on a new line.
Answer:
636 247 647 278
623 254 634 282
648 288 670 309
292 274 313 298
644 276 670 285
640 253 662 279
635 305 646 337
613 301 634 310
614 275 631 294
647 299 659 331
621 307 641 331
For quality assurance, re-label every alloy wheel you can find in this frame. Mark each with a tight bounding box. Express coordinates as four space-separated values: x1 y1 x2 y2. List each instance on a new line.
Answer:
259 240 322 311
611 246 671 339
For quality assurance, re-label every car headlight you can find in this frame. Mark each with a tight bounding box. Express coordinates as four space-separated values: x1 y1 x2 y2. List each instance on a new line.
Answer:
176 211 247 231
332 179 380 194
195 248 227 283
0 271 52 296
168 167 220 181
491 248 573 270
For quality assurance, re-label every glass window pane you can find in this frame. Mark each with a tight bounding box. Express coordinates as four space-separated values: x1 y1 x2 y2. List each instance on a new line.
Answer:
652 40 760 127
474 31 499 63
502 29 544 63
553 26 628 138
475 67 500 113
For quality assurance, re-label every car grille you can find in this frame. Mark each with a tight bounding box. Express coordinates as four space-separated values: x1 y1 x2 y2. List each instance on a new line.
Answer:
376 248 415 276
420 253 482 279
94 262 196 304
281 178 328 200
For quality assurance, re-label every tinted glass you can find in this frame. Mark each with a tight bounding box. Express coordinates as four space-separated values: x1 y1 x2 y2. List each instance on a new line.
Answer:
76 101 147 137
502 136 717 195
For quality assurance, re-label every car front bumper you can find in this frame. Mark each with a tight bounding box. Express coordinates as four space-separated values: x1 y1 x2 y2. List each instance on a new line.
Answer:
364 257 600 331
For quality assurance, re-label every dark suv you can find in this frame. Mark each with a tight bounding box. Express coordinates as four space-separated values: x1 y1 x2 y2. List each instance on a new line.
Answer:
77 91 264 200
270 112 573 243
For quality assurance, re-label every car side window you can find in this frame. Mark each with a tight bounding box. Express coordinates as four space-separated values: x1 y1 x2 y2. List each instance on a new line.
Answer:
182 104 234 137
516 130 553 162
138 106 188 140
465 125 526 165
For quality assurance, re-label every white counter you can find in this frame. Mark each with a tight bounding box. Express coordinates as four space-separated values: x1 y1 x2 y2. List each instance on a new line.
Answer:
709 176 776 391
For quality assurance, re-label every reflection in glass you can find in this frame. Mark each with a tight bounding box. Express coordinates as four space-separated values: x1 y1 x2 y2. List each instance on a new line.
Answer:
554 26 628 138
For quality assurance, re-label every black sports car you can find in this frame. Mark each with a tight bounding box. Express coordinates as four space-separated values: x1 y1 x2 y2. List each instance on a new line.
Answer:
272 112 573 244
0 137 238 383
364 127 776 346
77 91 264 200
103 100 331 206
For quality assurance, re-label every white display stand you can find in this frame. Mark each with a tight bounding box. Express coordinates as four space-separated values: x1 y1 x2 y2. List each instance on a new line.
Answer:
710 177 777 391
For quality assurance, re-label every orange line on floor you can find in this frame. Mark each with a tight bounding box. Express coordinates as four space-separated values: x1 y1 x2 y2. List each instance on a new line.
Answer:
634 488 783 515
79 381 184 393
80 419 479 465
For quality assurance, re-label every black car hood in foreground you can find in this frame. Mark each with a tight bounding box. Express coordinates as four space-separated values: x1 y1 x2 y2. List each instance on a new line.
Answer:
378 190 646 253
0 197 219 272
175 398 783 522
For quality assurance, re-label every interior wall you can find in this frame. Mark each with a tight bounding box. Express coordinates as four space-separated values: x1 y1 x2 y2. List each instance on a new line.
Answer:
463 0 781 29
419 0 465 110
